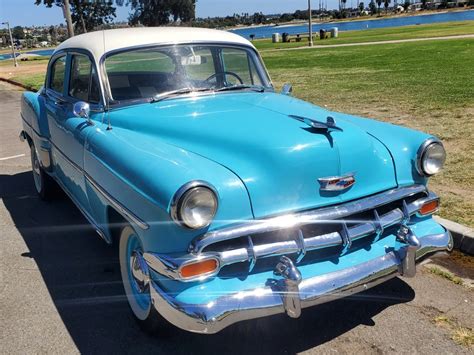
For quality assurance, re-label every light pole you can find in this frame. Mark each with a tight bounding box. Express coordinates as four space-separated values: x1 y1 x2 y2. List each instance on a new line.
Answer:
308 0 313 47
1 21 18 67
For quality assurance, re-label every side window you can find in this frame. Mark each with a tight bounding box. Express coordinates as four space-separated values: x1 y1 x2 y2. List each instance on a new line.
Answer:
105 49 176 100
69 54 101 103
221 48 263 86
49 55 66 93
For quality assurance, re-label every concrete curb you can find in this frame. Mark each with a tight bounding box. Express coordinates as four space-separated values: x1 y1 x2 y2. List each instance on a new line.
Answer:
0 77 37 92
434 216 474 255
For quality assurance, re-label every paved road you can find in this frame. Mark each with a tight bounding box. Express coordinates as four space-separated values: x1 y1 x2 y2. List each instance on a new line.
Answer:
0 81 472 354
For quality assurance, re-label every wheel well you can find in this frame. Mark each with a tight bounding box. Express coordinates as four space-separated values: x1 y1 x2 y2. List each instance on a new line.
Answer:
106 206 128 245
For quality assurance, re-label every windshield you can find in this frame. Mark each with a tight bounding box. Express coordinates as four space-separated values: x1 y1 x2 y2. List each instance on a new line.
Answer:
104 44 272 103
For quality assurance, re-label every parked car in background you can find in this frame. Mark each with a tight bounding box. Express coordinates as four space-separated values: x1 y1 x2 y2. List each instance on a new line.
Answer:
20 27 452 334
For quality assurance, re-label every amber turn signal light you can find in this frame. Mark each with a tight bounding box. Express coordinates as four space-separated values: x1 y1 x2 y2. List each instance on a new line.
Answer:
419 200 439 216
180 258 219 279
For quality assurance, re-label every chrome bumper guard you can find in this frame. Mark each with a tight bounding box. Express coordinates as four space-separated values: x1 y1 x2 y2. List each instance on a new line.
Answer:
149 230 452 334
145 185 439 282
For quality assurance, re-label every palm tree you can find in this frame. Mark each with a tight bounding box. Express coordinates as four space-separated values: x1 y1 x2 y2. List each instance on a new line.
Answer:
342 0 347 9
384 0 391 13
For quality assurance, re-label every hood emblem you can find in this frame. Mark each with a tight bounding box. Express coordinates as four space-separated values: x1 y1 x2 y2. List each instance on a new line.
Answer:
289 115 343 132
318 173 356 191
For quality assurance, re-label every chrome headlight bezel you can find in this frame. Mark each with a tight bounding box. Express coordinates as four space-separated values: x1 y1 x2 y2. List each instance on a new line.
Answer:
416 138 446 177
171 181 218 229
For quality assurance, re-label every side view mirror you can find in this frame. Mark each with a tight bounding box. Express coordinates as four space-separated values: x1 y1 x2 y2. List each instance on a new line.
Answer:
281 83 293 96
73 101 92 124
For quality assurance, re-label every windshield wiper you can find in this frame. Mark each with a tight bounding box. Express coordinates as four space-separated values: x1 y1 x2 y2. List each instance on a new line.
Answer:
151 87 212 103
215 84 266 93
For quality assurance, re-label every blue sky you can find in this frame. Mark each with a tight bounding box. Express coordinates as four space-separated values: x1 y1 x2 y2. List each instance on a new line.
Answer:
0 0 341 27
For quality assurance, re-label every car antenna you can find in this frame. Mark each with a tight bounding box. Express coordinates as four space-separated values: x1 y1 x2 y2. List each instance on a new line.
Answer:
103 29 112 130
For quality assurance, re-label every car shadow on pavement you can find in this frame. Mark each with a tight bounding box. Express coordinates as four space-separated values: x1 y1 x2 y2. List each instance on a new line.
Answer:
1 171 416 354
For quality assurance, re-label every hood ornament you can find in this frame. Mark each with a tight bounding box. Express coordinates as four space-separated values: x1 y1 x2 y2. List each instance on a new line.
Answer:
289 115 343 132
318 173 356 191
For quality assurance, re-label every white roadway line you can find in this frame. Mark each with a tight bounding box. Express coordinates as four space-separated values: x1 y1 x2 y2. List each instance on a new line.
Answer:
0 153 26 161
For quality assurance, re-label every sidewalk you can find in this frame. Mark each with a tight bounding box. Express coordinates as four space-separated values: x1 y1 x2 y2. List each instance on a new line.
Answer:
263 34 474 51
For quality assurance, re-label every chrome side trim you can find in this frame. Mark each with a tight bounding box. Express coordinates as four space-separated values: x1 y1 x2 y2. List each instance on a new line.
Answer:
146 189 439 282
190 185 427 254
85 174 149 230
149 231 452 334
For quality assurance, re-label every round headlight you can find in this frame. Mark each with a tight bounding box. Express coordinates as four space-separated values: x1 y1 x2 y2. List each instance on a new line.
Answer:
173 184 218 229
418 141 446 176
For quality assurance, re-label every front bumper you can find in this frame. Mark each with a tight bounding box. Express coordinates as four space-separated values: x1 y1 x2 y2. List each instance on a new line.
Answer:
148 230 452 334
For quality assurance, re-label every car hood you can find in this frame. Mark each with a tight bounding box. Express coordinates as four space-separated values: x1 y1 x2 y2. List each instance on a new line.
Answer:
110 92 397 218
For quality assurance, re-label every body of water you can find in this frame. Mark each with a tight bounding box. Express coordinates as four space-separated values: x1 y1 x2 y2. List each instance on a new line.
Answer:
230 10 474 39
0 48 55 60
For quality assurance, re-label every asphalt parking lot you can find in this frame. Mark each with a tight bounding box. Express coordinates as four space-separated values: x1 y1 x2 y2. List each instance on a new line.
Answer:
0 80 472 354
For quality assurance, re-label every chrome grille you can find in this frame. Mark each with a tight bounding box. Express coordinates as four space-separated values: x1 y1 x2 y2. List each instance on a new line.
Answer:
192 186 435 270
144 185 439 282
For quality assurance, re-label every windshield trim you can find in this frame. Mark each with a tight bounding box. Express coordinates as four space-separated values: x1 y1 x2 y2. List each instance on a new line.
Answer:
99 42 273 107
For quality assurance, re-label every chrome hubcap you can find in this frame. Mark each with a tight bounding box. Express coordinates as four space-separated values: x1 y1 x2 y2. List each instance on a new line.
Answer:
130 251 149 294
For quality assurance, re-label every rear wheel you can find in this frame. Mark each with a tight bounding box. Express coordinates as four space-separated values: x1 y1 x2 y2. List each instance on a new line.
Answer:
30 143 55 200
119 225 170 334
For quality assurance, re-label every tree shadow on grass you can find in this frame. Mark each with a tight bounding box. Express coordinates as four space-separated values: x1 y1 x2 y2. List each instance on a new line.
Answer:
1 171 415 354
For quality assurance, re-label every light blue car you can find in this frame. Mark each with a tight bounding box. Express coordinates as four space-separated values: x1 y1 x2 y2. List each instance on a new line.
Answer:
20 27 452 334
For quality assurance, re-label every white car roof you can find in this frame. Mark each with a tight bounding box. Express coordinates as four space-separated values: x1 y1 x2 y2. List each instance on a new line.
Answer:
55 27 254 61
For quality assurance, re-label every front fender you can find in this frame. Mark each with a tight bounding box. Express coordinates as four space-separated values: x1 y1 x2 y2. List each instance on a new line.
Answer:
85 125 254 253
337 113 432 186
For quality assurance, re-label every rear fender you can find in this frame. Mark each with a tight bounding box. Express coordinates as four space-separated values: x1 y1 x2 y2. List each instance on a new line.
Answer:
21 91 52 171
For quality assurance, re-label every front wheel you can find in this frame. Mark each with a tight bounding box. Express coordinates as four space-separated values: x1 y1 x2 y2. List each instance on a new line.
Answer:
119 225 170 334
30 143 55 200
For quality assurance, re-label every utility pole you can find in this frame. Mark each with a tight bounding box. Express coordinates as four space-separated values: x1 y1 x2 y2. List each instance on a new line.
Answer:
1 22 18 67
62 0 74 38
308 0 313 47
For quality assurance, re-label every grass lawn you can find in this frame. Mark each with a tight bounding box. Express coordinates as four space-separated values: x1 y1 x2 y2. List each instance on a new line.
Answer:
253 21 474 50
261 38 474 227
0 57 48 90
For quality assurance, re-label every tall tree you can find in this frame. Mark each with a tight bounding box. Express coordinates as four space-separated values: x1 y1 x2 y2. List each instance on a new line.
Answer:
384 0 391 13
369 0 377 14
35 0 116 34
12 26 25 40
117 0 196 26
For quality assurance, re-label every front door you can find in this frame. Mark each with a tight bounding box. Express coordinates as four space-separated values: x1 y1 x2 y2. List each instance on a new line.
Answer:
44 52 103 210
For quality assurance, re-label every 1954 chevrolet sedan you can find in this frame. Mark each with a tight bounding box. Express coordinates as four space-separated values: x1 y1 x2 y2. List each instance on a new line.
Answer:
20 27 452 334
